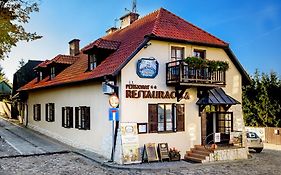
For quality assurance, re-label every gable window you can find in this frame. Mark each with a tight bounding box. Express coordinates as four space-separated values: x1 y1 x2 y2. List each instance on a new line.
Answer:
62 107 73 128
33 104 41 121
39 71 43 81
45 103 55 122
89 54 97 70
193 49 206 59
75 106 90 130
148 104 184 133
171 47 184 62
50 67 55 79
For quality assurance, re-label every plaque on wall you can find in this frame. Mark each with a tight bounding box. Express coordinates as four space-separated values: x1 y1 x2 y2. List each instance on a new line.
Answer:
136 58 159 78
142 143 159 162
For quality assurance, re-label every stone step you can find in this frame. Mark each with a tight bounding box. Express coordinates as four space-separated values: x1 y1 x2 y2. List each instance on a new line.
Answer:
187 151 208 159
189 148 211 156
194 145 214 152
184 155 204 163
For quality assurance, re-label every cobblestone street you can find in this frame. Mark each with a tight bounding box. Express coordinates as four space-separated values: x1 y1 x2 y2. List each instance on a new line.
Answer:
0 137 281 175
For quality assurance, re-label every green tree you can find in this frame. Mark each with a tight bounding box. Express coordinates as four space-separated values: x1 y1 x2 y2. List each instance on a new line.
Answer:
18 58 25 69
243 70 281 127
0 65 7 81
0 0 42 59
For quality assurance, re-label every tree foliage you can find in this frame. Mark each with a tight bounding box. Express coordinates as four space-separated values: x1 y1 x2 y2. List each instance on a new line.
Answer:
243 70 281 127
0 64 7 81
0 0 42 59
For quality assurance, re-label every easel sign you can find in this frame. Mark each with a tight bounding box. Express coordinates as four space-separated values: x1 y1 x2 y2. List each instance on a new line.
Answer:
142 143 159 162
158 143 170 161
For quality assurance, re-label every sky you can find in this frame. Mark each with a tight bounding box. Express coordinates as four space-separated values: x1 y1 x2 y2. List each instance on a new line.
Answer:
1 0 281 82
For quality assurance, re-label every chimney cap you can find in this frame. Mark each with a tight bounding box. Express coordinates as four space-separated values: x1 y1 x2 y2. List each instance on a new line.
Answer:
119 12 139 20
106 27 118 34
69 39 80 44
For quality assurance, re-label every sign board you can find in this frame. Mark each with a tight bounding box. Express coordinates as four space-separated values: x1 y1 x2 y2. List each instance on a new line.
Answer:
158 143 170 161
109 94 119 108
136 58 159 78
102 81 114 95
109 108 119 121
142 143 159 162
214 133 221 143
120 123 141 164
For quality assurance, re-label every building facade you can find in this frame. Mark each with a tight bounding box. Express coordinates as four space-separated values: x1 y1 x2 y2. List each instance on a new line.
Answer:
19 8 250 163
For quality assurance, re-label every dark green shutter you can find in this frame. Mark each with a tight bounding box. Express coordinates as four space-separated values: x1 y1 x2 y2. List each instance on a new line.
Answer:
148 104 158 133
69 107 73 128
176 104 185 131
51 103 55 122
33 105 36 120
62 107 65 127
38 104 41 121
85 107 90 130
45 104 49 121
75 107 79 128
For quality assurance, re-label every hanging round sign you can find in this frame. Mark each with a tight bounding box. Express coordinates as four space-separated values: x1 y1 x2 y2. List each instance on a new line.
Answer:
109 94 119 108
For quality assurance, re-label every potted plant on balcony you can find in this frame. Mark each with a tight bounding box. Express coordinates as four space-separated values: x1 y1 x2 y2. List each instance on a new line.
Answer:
184 57 229 71
169 147 181 161
208 60 229 71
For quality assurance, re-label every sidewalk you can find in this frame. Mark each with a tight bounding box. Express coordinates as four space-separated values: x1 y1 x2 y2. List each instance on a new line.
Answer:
0 117 71 155
0 117 196 170
264 143 281 151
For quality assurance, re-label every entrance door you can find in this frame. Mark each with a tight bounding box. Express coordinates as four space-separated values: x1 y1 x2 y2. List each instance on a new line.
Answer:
201 112 233 145
206 112 214 144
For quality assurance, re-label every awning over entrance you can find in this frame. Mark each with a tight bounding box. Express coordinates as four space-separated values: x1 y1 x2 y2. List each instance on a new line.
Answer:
196 88 240 105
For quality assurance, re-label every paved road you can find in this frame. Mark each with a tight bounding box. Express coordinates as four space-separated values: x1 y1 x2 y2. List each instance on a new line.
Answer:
1 118 281 174
0 149 280 174
0 118 70 155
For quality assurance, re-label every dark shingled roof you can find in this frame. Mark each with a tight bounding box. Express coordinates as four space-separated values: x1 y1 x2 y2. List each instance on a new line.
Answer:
196 88 240 105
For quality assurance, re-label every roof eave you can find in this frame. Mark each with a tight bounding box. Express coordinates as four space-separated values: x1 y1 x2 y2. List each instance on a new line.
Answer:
111 37 150 77
146 35 229 49
224 48 251 85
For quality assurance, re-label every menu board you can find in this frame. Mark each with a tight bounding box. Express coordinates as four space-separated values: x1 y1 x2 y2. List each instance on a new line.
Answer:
121 123 141 164
158 143 170 161
142 143 159 162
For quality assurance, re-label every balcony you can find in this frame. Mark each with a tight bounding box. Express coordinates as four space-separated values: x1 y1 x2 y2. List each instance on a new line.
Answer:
166 60 226 87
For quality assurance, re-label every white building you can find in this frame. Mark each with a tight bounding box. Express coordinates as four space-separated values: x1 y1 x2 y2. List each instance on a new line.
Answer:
19 8 250 164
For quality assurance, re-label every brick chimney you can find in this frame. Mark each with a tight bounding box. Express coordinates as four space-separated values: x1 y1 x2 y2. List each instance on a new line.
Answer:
106 27 118 35
120 12 139 29
69 39 80 56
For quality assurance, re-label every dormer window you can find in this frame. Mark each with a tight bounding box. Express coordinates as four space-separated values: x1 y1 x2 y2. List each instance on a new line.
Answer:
39 71 43 81
37 71 43 82
50 67 55 79
193 49 206 59
89 54 97 70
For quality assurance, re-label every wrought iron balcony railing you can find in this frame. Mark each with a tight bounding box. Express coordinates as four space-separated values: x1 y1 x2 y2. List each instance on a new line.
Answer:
166 60 226 87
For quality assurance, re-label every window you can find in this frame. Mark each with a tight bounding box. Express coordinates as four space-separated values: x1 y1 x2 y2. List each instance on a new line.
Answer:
217 112 233 134
171 47 184 62
45 103 55 122
39 71 43 81
33 104 41 121
75 106 90 130
50 67 55 79
62 107 73 128
148 104 184 133
89 54 97 70
193 49 206 59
